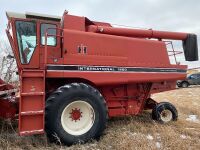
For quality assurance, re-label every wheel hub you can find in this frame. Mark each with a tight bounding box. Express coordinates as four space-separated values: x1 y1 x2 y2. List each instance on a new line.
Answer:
61 100 95 136
70 108 82 121
160 109 173 122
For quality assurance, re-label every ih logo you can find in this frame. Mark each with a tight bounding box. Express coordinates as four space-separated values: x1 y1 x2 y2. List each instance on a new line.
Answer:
78 44 87 54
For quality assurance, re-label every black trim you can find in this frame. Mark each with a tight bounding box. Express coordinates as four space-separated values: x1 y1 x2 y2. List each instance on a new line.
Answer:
26 14 61 22
47 65 186 73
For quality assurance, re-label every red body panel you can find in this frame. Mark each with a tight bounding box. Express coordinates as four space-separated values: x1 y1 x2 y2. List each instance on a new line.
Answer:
46 71 186 85
62 29 171 67
0 79 18 119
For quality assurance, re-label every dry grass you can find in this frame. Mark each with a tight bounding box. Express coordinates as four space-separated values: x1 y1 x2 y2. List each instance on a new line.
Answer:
1 86 200 150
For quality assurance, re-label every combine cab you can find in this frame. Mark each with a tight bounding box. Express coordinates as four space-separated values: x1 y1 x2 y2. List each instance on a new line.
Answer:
1 11 198 145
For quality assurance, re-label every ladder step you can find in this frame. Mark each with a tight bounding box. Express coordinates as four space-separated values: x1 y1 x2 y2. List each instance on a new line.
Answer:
20 110 44 116
19 69 45 135
20 129 44 136
21 92 44 96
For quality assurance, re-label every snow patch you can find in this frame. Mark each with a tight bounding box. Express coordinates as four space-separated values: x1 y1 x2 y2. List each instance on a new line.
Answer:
146 134 153 140
186 115 200 123
180 134 187 139
156 142 161 149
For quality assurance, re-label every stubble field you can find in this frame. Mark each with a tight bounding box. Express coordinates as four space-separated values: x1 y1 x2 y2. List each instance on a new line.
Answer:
0 86 200 150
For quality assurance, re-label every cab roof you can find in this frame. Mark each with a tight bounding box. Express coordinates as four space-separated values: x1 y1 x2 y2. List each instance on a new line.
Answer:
6 11 61 22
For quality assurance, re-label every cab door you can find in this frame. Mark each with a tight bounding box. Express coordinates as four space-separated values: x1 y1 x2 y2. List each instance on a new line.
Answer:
39 21 61 68
14 19 40 68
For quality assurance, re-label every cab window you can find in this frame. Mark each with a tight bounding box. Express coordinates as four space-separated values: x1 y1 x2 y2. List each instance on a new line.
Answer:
41 23 56 46
15 21 36 64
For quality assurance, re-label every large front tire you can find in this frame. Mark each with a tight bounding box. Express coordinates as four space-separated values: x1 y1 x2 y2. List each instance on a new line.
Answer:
45 83 108 145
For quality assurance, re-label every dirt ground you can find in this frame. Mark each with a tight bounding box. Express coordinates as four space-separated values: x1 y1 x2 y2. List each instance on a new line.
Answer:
0 86 200 150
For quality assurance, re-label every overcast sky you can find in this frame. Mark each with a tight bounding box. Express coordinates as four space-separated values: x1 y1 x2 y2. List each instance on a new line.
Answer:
0 0 199 68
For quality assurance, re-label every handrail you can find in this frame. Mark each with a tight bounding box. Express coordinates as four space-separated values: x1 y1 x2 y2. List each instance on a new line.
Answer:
44 27 63 68
6 23 22 71
165 41 183 65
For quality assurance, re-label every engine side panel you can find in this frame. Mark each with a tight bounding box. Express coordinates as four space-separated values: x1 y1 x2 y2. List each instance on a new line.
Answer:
62 29 171 68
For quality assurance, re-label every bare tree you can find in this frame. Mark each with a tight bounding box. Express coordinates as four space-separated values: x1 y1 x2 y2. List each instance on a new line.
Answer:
0 38 18 83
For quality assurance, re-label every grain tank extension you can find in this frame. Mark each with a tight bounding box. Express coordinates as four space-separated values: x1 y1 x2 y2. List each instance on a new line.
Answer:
0 11 198 145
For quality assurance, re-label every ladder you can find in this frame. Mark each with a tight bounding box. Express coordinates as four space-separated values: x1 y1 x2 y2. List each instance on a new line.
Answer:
19 70 45 135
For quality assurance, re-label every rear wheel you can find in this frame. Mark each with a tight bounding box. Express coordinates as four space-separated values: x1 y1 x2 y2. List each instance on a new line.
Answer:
181 82 189 88
152 102 178 123
45 83 108 145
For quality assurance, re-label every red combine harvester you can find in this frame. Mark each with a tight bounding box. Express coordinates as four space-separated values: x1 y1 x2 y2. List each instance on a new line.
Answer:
1 11 198 145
